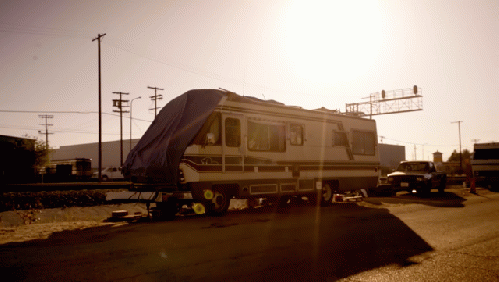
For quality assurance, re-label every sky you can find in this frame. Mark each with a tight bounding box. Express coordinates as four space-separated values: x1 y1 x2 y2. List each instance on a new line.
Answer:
0 0 498 161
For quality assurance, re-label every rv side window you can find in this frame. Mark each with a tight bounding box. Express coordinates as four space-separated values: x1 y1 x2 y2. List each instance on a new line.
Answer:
352 131 375 155
333 131 348 146
247 121 286 152
290 124 304 146
225 118 241 147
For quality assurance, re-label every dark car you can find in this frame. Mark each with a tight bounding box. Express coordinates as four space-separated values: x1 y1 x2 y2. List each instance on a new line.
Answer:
387 161 446 195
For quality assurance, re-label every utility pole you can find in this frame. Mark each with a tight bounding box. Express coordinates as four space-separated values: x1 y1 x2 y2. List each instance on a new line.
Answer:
148 86 163 117
113 92 129 167
38 114 53 150
451 121 463 173
93 33 106 182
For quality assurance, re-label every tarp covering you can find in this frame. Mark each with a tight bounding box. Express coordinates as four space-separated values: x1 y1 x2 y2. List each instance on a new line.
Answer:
122 89 224 183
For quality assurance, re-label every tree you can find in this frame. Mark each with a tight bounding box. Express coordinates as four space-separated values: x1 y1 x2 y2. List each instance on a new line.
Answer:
20 135 51 170
1 135 50 184
447 149 471 163
447 149 471 175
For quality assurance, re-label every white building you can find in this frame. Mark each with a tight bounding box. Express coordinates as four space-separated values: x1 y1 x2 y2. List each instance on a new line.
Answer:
51 139 404 173
51 139 140 170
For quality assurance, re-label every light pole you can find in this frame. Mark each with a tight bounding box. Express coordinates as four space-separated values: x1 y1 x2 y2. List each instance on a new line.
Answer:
130 96 141 152
92 33 105 182
451 121 463 173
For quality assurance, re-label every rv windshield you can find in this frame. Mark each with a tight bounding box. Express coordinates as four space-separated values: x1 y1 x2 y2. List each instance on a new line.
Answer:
191 113 221 146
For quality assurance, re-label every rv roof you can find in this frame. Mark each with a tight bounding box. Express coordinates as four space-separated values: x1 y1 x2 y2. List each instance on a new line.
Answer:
474 142 499 149
224 91 284 106
223 90 345 113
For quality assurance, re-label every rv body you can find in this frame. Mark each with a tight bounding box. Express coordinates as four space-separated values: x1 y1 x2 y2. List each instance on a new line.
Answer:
116 89 379 216
471 142 499 188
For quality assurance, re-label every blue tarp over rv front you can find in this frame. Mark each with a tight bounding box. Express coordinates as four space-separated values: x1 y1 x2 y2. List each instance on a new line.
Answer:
122 89 224 184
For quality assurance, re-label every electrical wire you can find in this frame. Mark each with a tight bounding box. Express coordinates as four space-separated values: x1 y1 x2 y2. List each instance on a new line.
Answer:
0 110 153 123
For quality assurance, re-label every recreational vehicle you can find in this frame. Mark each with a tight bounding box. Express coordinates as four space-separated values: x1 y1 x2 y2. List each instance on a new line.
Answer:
471 142 499 189
109 89 380 217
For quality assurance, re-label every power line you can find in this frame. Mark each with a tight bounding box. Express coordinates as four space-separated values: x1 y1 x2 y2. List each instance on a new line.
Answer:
0 110 153 122
104 42 315 99
0 124 122 136
0 22 90 38
381 137 459 148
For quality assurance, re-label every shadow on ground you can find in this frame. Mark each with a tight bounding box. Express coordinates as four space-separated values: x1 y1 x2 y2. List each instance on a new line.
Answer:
2 200 434 281
366 188 467 208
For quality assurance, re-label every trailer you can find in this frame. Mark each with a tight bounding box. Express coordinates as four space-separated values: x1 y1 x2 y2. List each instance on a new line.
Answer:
107 89 380 218
39 158 92 183
471 142 499 189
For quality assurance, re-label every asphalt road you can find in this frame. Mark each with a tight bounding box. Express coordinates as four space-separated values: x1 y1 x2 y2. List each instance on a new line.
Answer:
2 188 499 281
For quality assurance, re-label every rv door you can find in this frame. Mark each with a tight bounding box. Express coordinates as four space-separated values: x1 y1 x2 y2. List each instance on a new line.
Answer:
222 114 244 173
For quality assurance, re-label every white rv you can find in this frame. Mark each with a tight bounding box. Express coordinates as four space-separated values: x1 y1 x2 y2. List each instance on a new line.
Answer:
110 89 380 217
471 142 499 189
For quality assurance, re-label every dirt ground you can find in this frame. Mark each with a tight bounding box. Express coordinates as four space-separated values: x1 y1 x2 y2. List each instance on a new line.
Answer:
0 187 481 245
0 199 249 245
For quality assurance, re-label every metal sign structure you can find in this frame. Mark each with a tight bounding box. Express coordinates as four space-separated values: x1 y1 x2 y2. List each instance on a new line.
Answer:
345 86 423 119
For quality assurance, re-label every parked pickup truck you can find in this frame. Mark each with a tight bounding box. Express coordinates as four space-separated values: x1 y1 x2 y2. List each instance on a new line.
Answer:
387 161 447 194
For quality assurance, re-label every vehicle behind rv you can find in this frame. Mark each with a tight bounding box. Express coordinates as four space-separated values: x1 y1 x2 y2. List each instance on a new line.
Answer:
108 89 380 218
39 158 92 182
471 142 499 189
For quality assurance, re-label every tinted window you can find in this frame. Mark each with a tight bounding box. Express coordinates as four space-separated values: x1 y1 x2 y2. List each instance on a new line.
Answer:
225 118 240 147
248 121 286 152
333 131 348 146
474 148 499 160
352 131 375 155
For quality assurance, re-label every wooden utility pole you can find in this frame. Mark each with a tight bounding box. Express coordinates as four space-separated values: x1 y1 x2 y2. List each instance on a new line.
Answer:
38 114 53 150
113 92 129 167
451 121 463 173
148 86 163 117
93 33 105 182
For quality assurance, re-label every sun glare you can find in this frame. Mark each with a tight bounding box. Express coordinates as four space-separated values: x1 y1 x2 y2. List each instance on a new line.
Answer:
282 0 382 83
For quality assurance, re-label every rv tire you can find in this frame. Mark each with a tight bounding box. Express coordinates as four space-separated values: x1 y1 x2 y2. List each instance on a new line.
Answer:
207 189 231 216
321 182 334 206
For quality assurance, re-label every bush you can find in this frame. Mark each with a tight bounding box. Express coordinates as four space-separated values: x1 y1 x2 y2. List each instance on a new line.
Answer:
0 189 117 212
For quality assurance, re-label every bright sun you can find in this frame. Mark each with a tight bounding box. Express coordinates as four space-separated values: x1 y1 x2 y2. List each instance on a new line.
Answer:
282 0 383 83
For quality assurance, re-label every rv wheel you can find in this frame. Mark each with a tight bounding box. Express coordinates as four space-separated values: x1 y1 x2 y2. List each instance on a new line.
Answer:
321 183 334 206
208 190 231 216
